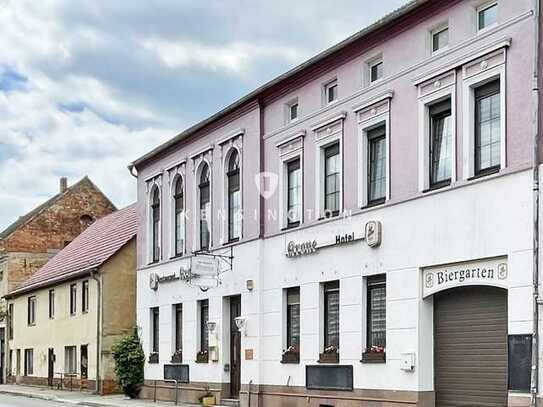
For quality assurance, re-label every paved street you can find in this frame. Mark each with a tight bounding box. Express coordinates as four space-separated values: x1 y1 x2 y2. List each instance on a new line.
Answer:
0 393 67 406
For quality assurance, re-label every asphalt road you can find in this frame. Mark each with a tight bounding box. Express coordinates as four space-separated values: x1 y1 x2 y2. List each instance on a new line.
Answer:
0 394 69 406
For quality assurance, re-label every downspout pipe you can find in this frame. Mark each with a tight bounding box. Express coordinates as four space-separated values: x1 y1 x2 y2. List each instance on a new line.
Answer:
91 269 102 395
532 1 541 406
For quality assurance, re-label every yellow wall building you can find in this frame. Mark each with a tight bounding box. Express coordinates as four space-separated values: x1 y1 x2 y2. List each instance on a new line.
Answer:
5 205 137 394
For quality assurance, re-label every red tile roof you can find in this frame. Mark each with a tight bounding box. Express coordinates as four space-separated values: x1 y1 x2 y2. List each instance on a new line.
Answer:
7 204 137 297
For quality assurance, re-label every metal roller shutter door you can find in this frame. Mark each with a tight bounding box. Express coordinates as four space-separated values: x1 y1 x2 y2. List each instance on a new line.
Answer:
434 286 507 407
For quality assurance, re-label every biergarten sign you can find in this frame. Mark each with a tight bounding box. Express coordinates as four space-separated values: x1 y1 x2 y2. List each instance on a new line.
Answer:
285 221 382 258
422 257 508 298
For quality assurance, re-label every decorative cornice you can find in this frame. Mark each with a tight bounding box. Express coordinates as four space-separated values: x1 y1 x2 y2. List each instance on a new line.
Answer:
275 130 306 148
310 112 347 132
352 91 394 113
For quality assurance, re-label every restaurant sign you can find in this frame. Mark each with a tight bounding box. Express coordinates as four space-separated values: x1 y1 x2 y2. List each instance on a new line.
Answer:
422 257 508 298
286 221 381 258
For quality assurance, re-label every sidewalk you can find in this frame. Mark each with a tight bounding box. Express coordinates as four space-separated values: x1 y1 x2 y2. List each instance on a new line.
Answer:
0 384 201 407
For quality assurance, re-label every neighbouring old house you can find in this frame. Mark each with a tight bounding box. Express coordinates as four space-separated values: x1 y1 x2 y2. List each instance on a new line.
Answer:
4 204 137 394
0 176 116 382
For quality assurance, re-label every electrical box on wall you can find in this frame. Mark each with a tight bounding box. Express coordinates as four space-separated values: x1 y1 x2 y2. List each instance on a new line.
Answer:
400 352 415 371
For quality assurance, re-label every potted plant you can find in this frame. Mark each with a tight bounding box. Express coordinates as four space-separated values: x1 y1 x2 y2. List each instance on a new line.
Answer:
171 350 183 363
198 385 215 406
281 345 300 364
196 350 209 363
319 345 339 363
361 345 386 363
148 352 159 364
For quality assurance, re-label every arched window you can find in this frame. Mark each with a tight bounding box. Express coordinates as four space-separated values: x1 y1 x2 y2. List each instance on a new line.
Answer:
173 177 184 256
227 150 241 241
199 164 211 250
151 187 160 262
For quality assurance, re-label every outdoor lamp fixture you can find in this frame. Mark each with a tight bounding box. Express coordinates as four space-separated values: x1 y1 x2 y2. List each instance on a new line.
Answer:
206 321 217 334
234 316 247 336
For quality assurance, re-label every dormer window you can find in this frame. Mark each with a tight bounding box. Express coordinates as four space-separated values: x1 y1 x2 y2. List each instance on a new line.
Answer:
478 2 497 31
324 80 338 105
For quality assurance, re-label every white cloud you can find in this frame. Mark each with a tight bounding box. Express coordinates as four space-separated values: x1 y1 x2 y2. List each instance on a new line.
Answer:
0 0 407 231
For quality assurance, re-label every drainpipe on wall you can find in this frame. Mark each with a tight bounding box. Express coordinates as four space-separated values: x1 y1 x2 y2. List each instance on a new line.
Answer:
532 1 541 406
91 269 102 395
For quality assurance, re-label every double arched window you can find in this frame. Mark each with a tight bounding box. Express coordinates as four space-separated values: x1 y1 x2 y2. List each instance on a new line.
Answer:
173 177 184 256
199 164 211 250
227 150 241 241
151 187 160 262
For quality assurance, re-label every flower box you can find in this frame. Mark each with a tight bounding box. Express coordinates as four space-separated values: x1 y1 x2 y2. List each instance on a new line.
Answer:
281 350 300 364
171 351 183 364
318 351 339 364
148 352 159 364
196 351 209 364
361 351 386 364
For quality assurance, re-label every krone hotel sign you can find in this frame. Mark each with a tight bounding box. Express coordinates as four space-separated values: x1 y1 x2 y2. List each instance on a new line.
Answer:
422 257 508 298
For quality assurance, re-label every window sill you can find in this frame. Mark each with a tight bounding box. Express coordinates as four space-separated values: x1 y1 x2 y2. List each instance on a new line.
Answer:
281 222 300 231
318 211 340 221
467 166 500 181
170 253 184 260
422 180 451 193
226 237 240 245
362 198 386 209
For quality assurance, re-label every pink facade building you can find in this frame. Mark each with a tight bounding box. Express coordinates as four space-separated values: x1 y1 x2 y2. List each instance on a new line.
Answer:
131 1 542 406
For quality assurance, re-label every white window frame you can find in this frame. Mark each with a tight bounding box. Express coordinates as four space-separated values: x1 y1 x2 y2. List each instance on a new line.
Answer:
194 159 213 251
462 64 506 180
367 55 384 86
147 181 162 264
358 113 390 207
476 1 498 33
277 135 304 229
222 146 243 243
313 115 345 218
430 24 449 55
170 173 186 258
418 80 457 191
285 98 299 124
323 79 338 106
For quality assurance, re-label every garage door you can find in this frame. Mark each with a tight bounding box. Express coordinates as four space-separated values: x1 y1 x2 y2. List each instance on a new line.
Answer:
434 286 507 407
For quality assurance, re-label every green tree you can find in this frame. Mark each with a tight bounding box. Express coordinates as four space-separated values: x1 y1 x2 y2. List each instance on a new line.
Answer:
112 327 145 398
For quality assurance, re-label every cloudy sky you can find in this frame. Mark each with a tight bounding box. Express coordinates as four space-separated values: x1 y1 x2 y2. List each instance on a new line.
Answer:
0 0 407 231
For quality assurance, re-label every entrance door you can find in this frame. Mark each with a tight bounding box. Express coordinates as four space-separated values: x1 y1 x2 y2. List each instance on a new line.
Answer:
434 286 507 407
229 295 241 398
80 345 88 380
47 348 55 387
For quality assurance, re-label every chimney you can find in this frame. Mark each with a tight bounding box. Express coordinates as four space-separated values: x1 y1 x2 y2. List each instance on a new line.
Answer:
59 177 68 193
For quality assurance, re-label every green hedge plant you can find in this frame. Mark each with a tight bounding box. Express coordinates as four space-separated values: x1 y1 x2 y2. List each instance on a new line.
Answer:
112 327 145 398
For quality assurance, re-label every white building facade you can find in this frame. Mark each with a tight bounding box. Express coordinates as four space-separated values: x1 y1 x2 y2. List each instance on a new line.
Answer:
132 1 542 406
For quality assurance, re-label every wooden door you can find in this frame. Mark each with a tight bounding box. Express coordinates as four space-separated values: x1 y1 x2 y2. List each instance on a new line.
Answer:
230 295 241 398
47 348 55 387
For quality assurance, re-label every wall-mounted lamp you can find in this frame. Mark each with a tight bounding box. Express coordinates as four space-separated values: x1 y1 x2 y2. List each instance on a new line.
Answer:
234 316 247 336
206 321 217 334
246 279 254 291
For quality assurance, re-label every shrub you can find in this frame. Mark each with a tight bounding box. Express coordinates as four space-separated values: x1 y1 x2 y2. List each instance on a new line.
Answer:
112 327 145 398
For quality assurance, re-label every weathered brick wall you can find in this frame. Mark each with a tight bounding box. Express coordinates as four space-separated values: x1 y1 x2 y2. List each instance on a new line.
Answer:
0 177 116 294
3 177 115 253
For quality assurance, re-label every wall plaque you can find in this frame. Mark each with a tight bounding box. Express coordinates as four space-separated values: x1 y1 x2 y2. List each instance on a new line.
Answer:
245 349 254 360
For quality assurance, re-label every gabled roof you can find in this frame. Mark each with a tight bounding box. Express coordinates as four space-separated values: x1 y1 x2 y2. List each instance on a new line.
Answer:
0 176 116 240
6 204 137 298
129 0 428 170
